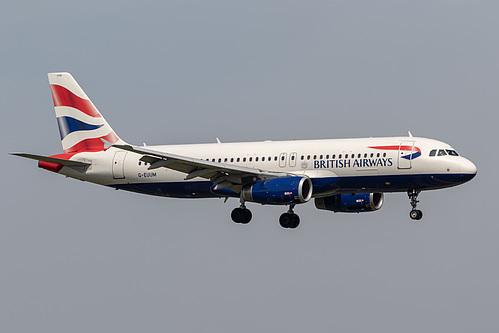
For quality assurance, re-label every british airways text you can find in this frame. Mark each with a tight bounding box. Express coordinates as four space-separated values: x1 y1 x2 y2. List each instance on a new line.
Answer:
314 157 393 169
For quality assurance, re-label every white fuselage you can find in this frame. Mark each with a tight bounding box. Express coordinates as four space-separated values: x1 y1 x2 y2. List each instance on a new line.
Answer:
59 136 477 199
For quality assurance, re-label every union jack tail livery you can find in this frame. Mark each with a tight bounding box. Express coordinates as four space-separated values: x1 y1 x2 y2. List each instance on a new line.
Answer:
48 72 125 153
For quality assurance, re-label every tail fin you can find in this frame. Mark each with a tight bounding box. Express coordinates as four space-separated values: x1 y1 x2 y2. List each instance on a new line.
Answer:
48 72 126 153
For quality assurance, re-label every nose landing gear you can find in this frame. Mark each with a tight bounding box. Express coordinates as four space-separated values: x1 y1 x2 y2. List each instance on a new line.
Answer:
408 189 423 220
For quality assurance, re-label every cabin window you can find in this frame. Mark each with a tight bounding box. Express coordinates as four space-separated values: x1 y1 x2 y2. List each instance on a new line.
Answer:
255 157 259 162
370 153 374 158
274 156 278 161
138 161 141 165
230 158 234 162
364 153 367 158
320 155 323 159
281 155 285 161
224 158 228 162
377 153 380 158
307 155 310 160
262 157 265 161
301 155 304 160
326 154 329 159
291 155 295 160
243 157 246 162
237 157 240 162
383 153 386 157
218 158 222 162
249 157 253 162
313 155 317 160
332 154 336 159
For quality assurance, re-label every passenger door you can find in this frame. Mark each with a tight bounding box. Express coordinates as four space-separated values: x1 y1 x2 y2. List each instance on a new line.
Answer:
398 141 415 169
112 151 127 179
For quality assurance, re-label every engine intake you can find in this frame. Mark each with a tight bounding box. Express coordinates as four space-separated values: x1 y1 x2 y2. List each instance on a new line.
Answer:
315 193 384 213
241 176 313 205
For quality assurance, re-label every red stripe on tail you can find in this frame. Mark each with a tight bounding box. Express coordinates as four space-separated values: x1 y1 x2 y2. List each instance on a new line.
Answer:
64 132 120 153
50 84 102 118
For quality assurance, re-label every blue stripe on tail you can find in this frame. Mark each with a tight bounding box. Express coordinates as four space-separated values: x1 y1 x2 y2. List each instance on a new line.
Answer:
57 116 104 140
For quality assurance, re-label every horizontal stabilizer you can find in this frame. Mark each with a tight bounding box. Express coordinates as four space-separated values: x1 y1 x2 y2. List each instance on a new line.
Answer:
9 153 91 167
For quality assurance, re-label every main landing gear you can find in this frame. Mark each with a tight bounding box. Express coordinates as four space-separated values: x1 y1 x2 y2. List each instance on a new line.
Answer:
279 204 300 229
231 202 252 224
230 200 301 229
408 189 423 220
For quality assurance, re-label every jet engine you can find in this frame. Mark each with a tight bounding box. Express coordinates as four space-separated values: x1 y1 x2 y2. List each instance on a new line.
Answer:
241 176 313 205
315 193 384 213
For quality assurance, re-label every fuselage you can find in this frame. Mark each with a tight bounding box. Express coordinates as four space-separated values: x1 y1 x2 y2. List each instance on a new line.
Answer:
58 136 477 199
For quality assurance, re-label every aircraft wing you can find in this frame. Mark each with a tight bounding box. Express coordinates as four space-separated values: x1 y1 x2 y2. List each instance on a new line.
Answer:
113 144 291 191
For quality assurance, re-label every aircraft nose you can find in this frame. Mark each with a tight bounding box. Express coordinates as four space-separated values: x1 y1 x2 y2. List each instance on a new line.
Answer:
460 159 477 176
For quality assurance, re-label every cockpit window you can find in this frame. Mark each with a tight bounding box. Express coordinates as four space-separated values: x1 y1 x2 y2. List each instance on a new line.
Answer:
430 149 460 157
446 149 459 156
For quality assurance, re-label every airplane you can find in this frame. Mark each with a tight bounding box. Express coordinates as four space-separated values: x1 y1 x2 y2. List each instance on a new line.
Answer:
11 72 477 229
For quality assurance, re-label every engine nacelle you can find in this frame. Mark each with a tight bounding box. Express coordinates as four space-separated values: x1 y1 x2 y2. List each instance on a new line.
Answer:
315 193 384 213
241 177 313 205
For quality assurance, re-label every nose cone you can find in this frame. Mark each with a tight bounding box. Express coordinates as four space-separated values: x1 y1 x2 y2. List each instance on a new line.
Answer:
460 159 477 180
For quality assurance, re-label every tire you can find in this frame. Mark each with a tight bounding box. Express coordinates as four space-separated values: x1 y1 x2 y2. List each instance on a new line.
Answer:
231 208 243 223
279 213 292 228
410 209 423 220
289 214 300 229
279 213 300 229
241 209 252 224
231 208 252 224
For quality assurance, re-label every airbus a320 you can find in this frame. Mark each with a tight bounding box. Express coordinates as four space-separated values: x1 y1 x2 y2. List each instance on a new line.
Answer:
11 73 477 228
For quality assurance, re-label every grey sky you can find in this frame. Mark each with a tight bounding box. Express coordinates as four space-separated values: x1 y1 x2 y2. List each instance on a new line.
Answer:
1 1 498 332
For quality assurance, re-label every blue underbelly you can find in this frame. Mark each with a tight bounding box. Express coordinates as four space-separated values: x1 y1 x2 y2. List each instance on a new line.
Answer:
111 173 474 198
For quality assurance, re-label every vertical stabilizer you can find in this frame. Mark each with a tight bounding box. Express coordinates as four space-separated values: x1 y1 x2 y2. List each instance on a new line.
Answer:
48 72 125 153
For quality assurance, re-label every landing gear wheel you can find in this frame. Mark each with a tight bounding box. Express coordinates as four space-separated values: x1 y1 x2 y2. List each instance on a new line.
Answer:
279 213 300 229
409 209 423 220
231 208 252 224
407 189 423 221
